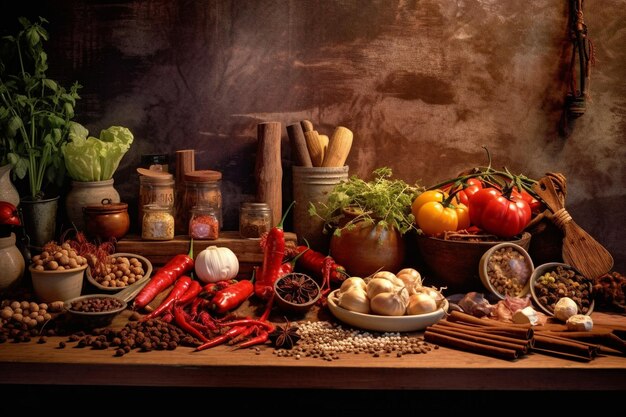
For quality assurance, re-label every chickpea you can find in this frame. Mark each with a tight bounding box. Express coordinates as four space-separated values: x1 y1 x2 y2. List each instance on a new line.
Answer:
43 313 52 320
34 265 44 271
68 258 78 269
46 260 59 270
59 255 70 266
29 311 39 319
1 308 13 319
68 250 77 258
10 301 20 309
54 251 63 260
20 301 30 310
57 265 65 271
40 251 50 259
32 255 41 262
36 315 45 323
14 307 22 314
13 313 23 321
39 303 48 311
29 302 39 312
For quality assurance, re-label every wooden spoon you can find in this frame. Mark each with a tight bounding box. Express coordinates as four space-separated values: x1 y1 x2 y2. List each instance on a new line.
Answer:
532 174 613 279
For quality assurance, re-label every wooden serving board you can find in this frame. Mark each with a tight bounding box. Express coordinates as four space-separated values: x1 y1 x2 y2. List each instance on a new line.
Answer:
115 231 298 278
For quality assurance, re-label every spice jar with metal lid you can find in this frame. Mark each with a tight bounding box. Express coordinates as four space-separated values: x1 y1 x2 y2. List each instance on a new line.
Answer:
189 205 219 240
239 202 272 239
182 170 222 232
83 198 130 241
142 204 175 241
138 171 175 226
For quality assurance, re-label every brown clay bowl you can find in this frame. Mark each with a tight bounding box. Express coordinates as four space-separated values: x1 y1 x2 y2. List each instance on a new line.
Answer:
273 272 322 314
415 232 532 294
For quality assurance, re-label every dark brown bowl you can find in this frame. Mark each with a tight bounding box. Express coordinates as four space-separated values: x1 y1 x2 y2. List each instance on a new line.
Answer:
273 273 321 314
415 232 532 294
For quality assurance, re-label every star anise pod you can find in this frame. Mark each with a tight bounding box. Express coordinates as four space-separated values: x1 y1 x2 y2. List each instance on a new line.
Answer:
268 321 300 349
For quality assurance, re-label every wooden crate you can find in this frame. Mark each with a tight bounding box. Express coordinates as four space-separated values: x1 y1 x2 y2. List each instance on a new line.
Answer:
115 231 298 279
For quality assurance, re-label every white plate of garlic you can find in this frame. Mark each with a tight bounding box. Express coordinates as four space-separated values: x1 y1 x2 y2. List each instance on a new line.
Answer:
326 269 449 333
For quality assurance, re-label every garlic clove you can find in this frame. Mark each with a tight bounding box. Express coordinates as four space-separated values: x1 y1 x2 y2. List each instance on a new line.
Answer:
566 314 593 332
512 306 539 325
553 297 579 322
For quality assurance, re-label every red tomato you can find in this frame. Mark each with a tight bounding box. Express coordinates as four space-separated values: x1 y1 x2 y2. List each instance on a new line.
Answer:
511 188 543 214
443 178 484 206
469 188 531 238
0 202 20 226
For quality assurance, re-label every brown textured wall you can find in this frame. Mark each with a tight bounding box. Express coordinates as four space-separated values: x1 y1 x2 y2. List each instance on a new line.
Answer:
2 0 624 271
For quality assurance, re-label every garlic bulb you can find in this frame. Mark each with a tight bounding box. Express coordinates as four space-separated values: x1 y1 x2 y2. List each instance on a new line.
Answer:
396 268 422 294
339 276 367 293
553 297 578 322
566 314 593 331
366 277 395 299
406 292 437 315
338 287 370 314
372 271 405 288
370 292 406 316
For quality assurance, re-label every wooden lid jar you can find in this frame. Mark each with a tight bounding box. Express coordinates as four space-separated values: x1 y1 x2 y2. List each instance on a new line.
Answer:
182 170 223 230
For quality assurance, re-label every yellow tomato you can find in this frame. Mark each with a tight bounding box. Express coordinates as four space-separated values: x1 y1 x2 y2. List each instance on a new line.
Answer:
416 201 459 235
411 190 447 220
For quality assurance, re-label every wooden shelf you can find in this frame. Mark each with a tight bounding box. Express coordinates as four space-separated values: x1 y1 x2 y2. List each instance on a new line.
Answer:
115 231 298 278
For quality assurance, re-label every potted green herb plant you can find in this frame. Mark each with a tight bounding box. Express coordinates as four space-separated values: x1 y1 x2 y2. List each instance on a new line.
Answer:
309 167 424 277
0 17 81 247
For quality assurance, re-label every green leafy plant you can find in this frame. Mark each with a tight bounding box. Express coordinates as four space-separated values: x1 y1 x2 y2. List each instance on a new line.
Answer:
0 17 81 199
309 167 424 236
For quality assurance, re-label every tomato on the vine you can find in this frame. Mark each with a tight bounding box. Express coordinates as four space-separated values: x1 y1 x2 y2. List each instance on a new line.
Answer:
412 190 470 235
511 188 543 215
443 178 484 206
468 188 531 238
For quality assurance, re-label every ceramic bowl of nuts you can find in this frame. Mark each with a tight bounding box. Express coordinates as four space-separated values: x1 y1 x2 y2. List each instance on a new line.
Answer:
529 262 594 317
479 242 534 300
64 294 127 329
29 241 90 303
86 253 152 293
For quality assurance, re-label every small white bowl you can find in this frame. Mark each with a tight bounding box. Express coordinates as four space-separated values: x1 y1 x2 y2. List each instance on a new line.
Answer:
327 289 448 332
478 242 534 299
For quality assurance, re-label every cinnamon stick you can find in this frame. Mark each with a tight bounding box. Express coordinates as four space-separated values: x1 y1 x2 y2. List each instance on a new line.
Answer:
539 331 626 354
424 330 519 360
427 325 529 354
533 334 598 359
438 319 533 340
447 311 532 330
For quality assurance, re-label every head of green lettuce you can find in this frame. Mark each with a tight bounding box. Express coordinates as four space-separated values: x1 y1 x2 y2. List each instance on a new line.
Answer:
62 122 134 182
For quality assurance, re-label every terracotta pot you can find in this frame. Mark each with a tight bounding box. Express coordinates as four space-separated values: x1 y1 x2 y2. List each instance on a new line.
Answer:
83 198 130 241
330 210 406 277
65 179 120 231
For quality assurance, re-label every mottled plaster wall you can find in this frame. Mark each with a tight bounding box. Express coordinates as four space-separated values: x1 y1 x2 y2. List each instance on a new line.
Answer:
2 0 624 270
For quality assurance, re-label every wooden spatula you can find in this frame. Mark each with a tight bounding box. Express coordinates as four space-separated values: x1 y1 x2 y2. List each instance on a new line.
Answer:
532 173 613 279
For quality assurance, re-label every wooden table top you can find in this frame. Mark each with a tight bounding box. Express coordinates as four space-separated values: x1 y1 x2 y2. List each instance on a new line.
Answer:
1 307 625 391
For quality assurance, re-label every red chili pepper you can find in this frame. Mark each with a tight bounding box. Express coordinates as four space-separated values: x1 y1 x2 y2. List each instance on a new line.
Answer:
195 325 247 351
173 304 209 343
177 279 203 306
254 201 295 300
217 318 274 332
134 242 195 309
227 325 259 345
142 275 193 320
232 329 269 350
294 244 347 284
211 279 254 314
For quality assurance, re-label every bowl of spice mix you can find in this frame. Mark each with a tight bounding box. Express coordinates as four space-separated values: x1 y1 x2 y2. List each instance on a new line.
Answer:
64 294 127 329
529 262 594 317
479 242 534 299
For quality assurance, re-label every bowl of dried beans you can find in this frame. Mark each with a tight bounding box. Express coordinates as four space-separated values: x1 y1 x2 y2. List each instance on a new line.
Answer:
529 262 594 317
64 294 127 329
273 272 321 314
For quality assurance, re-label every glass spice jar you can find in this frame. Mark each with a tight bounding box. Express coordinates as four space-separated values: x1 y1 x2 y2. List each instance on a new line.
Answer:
239 202 272 239
182 170 222 232
189 205 219 240
142 204 175 241
138 173 175 226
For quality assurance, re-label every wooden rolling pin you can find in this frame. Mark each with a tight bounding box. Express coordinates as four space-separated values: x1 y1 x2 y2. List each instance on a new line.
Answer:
322 126 353 167
304 130 326 167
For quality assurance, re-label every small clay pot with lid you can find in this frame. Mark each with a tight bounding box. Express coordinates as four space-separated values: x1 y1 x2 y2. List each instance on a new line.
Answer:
83 198 130 241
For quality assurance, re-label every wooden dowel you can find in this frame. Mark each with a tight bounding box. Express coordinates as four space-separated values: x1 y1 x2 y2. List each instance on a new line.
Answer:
424 330 519 360
300 119 314 132
255 122 283 226
286 123 313 167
